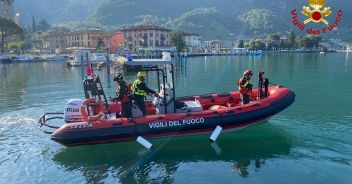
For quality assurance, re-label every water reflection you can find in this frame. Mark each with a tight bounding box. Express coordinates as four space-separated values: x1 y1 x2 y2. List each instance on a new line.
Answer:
0 64 29 112
52 124 291 183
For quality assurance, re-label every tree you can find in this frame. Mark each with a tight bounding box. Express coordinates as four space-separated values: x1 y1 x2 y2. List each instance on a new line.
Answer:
247 40 266 50
288 28 296 49
238 9 286 36
297 35 322 50
18 41 26 50
238 40 244 48
170 31 186 52
255 40 266 50
266 34 280 50
37 19 51 32
32 16 36 33
279 39 288 50
7 42 19 49
7 41 25 54
311 36 322 48
0 17 24 53
300 36 314 49
249 40 256 50
244 43 250 49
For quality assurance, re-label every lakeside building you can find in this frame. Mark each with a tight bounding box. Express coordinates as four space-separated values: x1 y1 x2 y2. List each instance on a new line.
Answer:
42 28 113 53
202 41 211 49
342 44 352 51
201 40 234 54
120 25 171 53
0 0 14 21
110 32 124 53
66 30 113 50
42 27 71 53
182 32 201 54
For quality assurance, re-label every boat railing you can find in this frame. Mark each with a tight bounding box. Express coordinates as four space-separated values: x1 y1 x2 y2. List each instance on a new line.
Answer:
38 112 64 134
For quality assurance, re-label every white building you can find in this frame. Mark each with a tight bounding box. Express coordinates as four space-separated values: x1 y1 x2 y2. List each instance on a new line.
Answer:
120 25 172 53
182 32 201 48
182 32 201 54
0 0 14 21
201 41 211 49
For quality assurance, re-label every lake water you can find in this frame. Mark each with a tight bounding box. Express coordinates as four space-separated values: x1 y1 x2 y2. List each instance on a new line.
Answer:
1 53 351 184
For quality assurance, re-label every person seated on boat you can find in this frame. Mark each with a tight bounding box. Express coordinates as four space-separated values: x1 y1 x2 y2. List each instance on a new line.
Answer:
131 71 159 116
153 83 178 114
237 70 253 105
110 74 132 118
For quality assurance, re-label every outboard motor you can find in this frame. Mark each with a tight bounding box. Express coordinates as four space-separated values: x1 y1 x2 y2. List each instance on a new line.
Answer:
64 99 83 123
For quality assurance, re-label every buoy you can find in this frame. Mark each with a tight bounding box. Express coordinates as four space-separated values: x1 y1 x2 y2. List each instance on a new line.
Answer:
136 136 153 149
210 126 222 142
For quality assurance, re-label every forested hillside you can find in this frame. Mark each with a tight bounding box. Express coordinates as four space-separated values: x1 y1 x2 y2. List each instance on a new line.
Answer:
14 0 352 39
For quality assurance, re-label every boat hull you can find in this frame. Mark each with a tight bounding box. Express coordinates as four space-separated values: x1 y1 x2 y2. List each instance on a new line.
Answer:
52 87 295 146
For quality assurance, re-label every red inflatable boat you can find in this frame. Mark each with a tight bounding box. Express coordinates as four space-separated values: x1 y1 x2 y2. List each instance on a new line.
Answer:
38 58 295 147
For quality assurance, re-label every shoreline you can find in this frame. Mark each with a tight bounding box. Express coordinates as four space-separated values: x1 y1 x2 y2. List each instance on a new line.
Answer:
183 50 341 57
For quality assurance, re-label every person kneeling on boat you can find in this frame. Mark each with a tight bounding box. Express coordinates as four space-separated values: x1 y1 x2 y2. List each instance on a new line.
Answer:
237 70 253 105
110 74 132 118
132 71 159 116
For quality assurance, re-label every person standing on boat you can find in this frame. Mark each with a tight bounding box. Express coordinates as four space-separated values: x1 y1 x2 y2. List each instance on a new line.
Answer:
132 71 159 116
237 70 254 105
111 74 132 118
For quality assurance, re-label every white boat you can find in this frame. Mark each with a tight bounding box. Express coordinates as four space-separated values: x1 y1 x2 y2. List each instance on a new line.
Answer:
12 55 34 62
91 52 108 63
42 54 67 61
67 49 92 67
232 48 247 55
0 55 12 63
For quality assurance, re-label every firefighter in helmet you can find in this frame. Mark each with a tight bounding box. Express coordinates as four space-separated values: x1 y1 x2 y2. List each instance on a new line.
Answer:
237 70 254 105
111 74 132 118
131 71 159 116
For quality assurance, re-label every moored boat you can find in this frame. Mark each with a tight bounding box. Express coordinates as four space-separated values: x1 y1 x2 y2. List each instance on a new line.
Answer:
42 54 67 62
66 49 92 67
91 52 108 63
67 49 109 67
12 55 34 62
0 54 12 63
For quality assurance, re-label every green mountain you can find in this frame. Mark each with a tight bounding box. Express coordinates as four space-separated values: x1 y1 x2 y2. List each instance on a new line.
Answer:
14 0 99 24
14 0 352 40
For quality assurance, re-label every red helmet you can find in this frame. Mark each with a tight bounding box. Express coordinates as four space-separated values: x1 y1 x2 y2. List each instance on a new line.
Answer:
243 70 253 76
